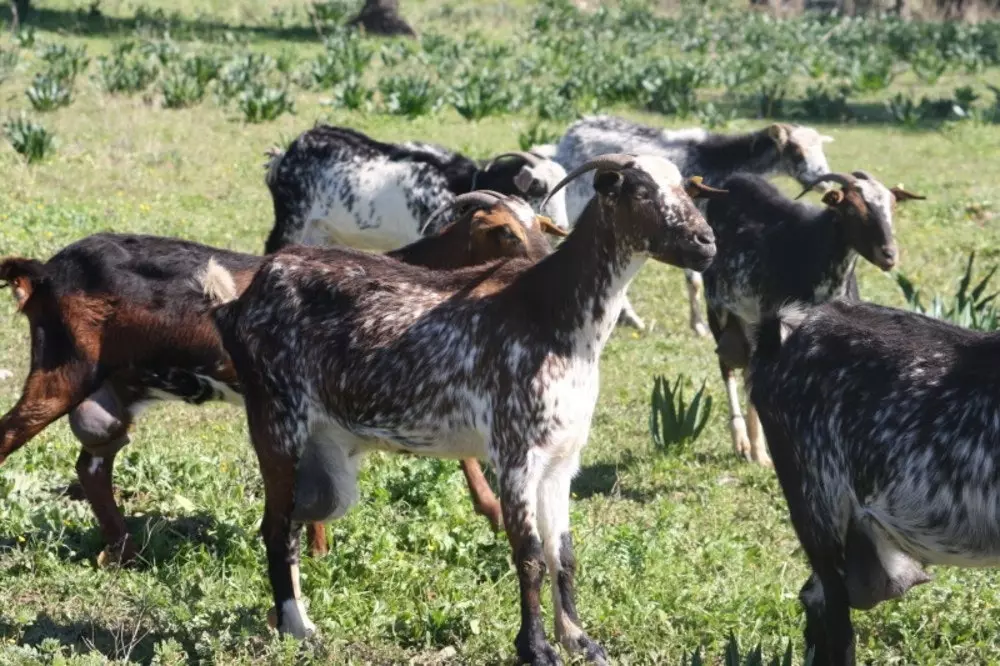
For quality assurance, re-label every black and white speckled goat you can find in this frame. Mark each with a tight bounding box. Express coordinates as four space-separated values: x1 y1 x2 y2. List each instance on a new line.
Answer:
702 171 924 464
262 124 570 254
549 115 834 330
749 298 1000 666
204 154 722 665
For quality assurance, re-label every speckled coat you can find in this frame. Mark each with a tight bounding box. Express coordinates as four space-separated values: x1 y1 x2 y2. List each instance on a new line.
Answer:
210 156 717 665
750 299 1000 666
263 125 569 254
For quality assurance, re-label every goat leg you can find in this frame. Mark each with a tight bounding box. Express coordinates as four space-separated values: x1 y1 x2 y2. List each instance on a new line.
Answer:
0 362 98 464
499 453 561 666
708 309 752 461
743 378 772 467
539 455 606 664
460 459 503 532
685 270 709 337
306 522 328 557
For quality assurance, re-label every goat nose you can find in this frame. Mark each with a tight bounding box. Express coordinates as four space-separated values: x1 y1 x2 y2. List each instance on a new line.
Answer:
695 232 715 247
882 245 896 259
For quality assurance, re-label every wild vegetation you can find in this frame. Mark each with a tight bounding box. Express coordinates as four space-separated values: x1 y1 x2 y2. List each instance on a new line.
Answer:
3 0 1000 664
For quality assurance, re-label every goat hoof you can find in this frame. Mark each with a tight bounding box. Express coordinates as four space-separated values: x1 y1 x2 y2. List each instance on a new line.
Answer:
691 321 709 338
517 634 562 666
268 604 317 639
96 538 138 568
568 636 608 665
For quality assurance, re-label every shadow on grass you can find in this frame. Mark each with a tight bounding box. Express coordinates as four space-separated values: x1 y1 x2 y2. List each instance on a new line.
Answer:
0 509 249 567
1 4 323 42
1 613 173 661
572 461 658 503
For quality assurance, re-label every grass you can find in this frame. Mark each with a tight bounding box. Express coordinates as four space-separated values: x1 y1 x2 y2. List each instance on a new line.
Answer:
4 1 1000 665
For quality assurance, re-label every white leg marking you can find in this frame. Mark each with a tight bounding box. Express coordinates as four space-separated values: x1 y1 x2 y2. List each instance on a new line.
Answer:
725 372 751 460
617 295 646 330
743 376 771 467
537 454 586 650
686 271 709 337
88 457 104 475
278 598 316 638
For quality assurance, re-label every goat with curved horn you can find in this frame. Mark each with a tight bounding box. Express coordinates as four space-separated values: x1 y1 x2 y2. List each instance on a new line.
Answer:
794 172 857 200
422 191 507 234
483 151 542 171
541 153 637 209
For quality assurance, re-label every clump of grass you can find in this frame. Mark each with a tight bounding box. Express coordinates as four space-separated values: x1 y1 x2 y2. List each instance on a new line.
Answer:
0 49 18 83
4 114 55 164
896 251 1000 331
325 75 372 111
216 52 275 103
518 121 560 151
37 43 90 81
26 72 74 111
238 84 295 123
649 374 713 451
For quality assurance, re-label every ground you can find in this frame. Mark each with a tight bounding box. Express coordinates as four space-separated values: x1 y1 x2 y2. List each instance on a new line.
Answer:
3 0 1000 664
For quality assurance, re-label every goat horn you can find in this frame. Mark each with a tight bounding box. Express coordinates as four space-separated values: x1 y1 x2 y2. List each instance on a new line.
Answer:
484 151 542 171
851 170 874 180
541 153 636 209
421 191 505 234
794 172 857 200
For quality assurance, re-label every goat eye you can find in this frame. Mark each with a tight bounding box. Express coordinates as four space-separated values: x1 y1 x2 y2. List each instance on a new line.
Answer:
633 186 651 200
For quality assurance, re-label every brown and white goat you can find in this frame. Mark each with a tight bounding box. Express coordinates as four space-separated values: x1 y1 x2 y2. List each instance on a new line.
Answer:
0 192 561 564
206 154 721 664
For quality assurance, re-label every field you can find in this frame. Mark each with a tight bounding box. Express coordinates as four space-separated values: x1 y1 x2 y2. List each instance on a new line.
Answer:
4 0 1000 664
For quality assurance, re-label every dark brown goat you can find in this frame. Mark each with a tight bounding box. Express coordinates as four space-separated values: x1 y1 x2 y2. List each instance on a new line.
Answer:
0 193 562 565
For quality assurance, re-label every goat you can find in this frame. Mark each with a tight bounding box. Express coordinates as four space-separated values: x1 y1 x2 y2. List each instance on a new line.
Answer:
0 192 561 564
262 124 570 254
701 171 924 464
205 154 721 663
748 298 1000 666
552 115 833 331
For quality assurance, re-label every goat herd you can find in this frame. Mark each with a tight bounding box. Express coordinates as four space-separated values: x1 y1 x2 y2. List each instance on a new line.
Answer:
3 113 997 666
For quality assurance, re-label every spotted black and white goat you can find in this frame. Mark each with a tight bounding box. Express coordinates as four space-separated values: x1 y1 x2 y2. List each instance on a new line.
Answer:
702 171 924 464
205 154 722 664
748 298 1000 666
262 125 570 254
0 192 560 564
551 115 833 330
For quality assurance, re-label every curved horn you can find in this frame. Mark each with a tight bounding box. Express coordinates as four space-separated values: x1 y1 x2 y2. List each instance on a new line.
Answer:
484 151 543 171
422 191 505 234
794 172 858 200
541 153 637 209
851 170 874 180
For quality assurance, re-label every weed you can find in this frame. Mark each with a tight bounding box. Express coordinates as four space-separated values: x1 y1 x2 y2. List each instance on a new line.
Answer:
379 74 442 117
238 84 295 122
96 44 159 94
896 252 1000 331
25 72 73 111
518 121 560 151
650 375 713 451
4 114 55 163
161 69 205 109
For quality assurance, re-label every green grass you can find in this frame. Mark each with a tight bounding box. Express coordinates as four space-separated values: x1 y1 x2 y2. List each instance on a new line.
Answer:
4 1 1000 664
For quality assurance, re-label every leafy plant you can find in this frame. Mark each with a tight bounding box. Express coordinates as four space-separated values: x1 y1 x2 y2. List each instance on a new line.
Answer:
325 74 373 111
911 49 948 85
4 114 55 163
800 84 851 122
216 52 276 102
15 26 36 48
886 93 924 128
0 48 19 84
379 74 442 117
160 69 205 109
649 374 713 451
238 84 295 122
896 252 1000 331
309 0 356 32
450 69 514 120
518 122 560 151
182 53 222 87
25 72 73 111
640 60 708 117
305 33 372 89
684 635 813 666
38 43 90 82
96 44 159 94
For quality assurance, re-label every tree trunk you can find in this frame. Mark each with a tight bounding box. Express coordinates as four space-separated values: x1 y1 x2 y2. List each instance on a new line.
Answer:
347 0 416 37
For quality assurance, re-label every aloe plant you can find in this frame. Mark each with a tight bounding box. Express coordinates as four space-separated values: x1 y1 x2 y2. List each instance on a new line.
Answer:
650 374 712 451
684 634 813 666
896 251 1000 332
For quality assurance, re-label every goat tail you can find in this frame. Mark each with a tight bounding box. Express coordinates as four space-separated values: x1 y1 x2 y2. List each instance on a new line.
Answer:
263 145 286 190
0 257 47 311
197 258 239 307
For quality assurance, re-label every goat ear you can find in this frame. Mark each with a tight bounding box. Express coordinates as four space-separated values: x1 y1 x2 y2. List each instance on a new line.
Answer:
820 134 834 143
822 190 844 207
891 186 926 202
537 216 568 238
768 123 789 148
593 170 623 197
513 167 534 194
685 176 728 200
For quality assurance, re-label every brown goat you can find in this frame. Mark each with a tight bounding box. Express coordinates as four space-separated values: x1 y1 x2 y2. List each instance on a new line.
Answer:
0 193 561 565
